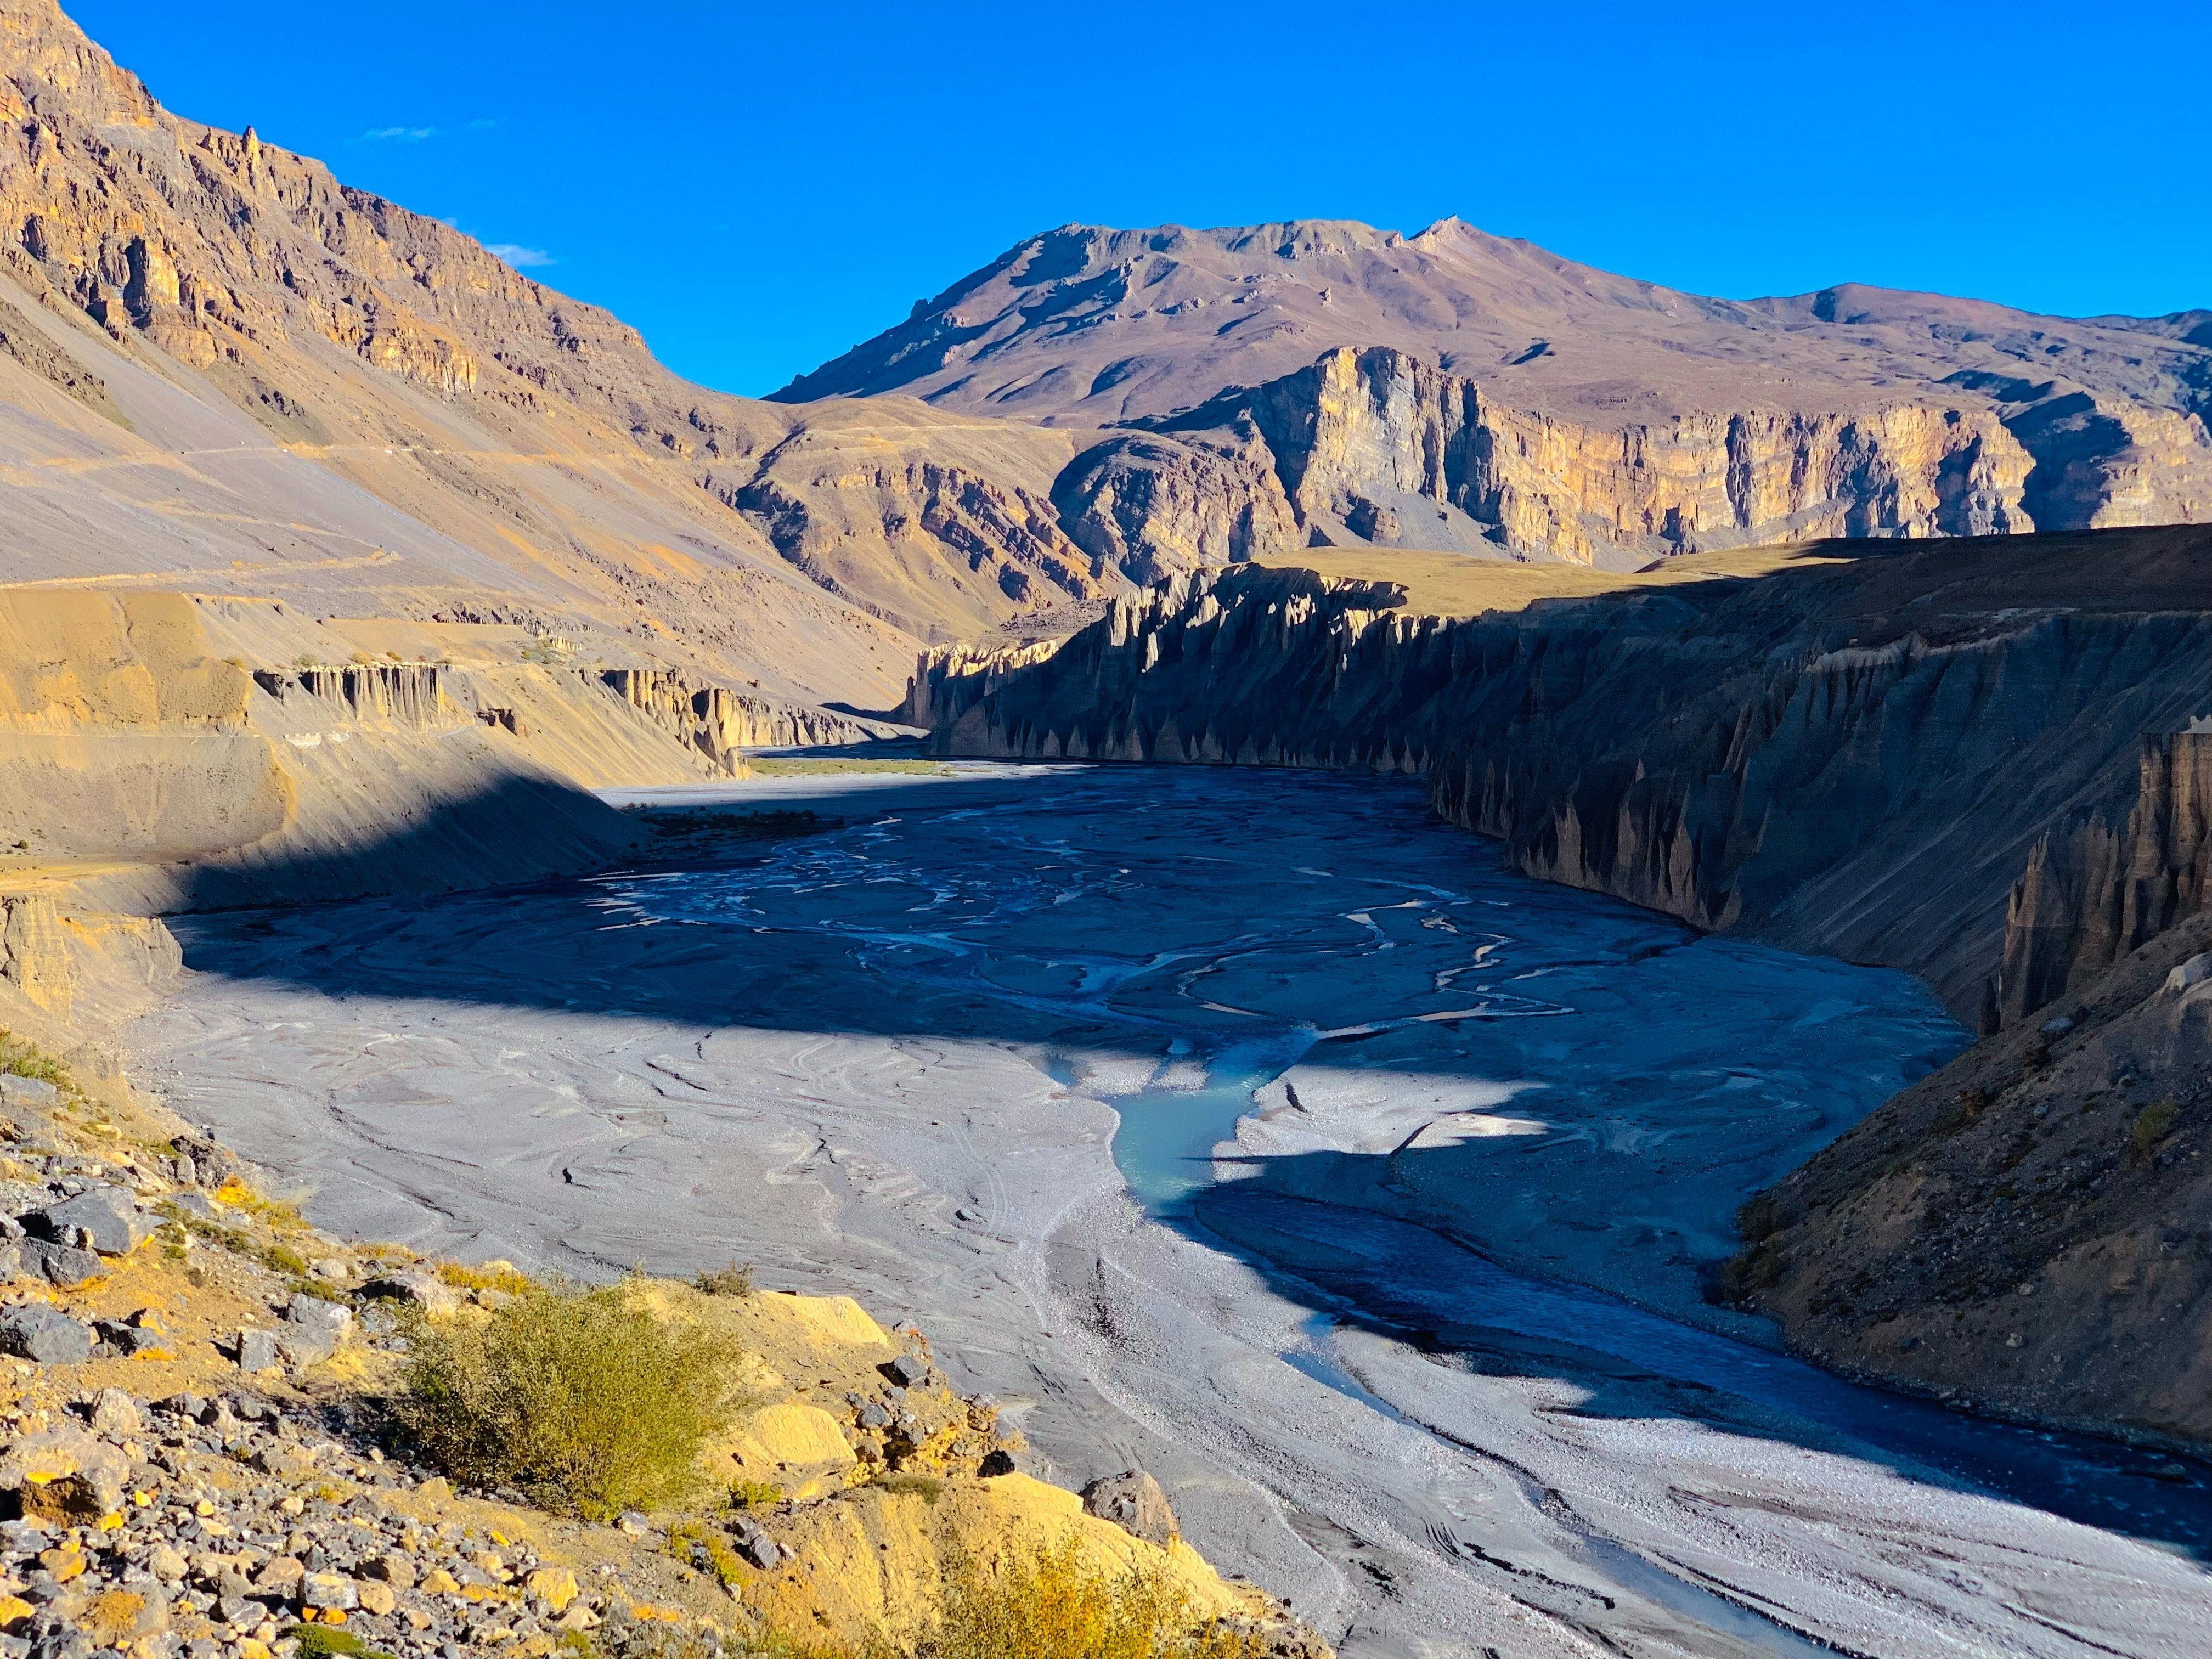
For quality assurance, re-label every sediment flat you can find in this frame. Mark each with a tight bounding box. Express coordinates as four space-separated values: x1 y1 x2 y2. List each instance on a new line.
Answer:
130 767 2212 1657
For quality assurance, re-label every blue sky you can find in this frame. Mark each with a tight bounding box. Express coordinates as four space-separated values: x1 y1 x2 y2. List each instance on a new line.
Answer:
66 0 2211 398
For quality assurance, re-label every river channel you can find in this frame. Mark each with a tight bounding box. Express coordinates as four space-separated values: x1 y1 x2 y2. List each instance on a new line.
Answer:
133 764 2212 1657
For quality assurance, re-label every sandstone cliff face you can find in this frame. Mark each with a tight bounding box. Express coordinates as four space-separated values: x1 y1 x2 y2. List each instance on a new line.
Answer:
918 528 2212 1444
922 526 2212 1023
1049 432 1302 582
1231 346 2040 563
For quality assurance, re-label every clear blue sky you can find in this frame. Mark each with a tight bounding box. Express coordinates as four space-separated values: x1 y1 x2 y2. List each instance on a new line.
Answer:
66 0 2211 398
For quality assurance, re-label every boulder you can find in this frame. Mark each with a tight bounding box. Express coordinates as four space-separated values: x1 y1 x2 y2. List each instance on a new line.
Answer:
235 1328 280 1373
86 1388 140 1438
300 1572 359 1611
25 1187 147 1256
881 1353 928 1389
22 1239 103 1288
0 1422 126 1519
276 1293 351 1365
0 1077 58 1110
1080 1469 1178 1547
360 1269 463 1315
168 1135 242 1189
0 1305 93 1364
740 1535 784 1570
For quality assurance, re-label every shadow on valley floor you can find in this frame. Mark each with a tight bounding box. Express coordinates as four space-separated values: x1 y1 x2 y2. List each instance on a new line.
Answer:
1177 1172 2212 1558
151 766 2212 1561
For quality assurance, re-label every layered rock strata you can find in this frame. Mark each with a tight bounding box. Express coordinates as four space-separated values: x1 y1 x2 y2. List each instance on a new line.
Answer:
782 218 2212 568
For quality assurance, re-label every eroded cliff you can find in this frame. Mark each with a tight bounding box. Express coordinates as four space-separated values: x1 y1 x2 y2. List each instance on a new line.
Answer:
922 526 2212 1022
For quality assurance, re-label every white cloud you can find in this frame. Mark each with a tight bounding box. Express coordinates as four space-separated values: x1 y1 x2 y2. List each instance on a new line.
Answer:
362 126 437 142
486 244 555 268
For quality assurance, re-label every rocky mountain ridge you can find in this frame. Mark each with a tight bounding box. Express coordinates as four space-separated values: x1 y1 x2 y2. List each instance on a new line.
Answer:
783 218 2212 567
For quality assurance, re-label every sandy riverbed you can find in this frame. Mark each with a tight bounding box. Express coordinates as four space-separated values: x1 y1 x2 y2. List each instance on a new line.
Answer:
129 766 2212 1657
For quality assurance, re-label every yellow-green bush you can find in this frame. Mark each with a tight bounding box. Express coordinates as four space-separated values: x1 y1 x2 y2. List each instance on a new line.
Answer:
927 1537 1262 1659
399 1278 744 1519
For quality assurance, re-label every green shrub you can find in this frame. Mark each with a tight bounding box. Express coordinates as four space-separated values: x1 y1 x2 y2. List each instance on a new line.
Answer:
2130 1098 2181 1165
665 1518 746 1587
398 1278 745 1519
283 1627 394 1659
0 1029 78 1101
694 1262 755 1298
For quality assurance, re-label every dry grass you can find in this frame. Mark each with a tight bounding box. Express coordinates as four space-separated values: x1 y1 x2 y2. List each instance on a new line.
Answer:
436 1259 534 1296
925 1536 1263 1659
398 1277 746 1519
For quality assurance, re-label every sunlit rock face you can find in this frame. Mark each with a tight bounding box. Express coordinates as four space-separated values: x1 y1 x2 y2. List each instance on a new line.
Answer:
779 217 2212 567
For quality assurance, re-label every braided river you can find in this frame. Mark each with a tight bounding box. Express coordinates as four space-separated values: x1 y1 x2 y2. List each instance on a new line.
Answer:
132 765 2212 1657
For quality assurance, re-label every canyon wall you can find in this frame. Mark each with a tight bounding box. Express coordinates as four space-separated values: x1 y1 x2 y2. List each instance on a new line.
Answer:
919 526 2212 1024
1146 346 2211 568
916 527 2212 1443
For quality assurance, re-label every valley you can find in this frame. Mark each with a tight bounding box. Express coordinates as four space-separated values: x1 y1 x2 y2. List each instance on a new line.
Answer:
1 0 2210 1653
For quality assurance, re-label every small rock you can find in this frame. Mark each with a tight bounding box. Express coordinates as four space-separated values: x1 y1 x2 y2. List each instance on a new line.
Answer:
523 1567 577 1611
1080 1469 1179 1547
147 1544 187 1581
880 1354 928 1389
236 1329 280 1374
364 1553 417 1590
614 1511 650 1536
0 1077 58 1110
252 1556 304 1591
300 1571 359 1611
162 1192 218 1222
740 1536 783 1571
857 1402 890 1430
0 1305 93 1364
2166 952 2212 995
91 1319 165 1357
356 1581 396 1617
87 1386 141 1437
278 1293 351 1367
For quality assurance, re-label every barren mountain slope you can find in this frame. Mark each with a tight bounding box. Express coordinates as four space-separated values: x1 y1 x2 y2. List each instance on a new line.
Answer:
781 219 2212 567
0 0 1136 696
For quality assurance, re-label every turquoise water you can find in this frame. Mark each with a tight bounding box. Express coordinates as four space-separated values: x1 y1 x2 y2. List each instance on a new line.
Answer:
605 765 2212 1558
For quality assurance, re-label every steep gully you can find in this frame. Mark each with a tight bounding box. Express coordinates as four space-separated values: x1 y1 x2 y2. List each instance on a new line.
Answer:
904 523 2212 1445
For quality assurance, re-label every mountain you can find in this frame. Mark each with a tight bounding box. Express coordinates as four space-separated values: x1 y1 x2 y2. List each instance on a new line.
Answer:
779 219 2212 567
0 0 1136 704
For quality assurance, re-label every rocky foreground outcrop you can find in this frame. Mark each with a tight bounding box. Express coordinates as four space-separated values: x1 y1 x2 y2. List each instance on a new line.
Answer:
0 1077 1321 1658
